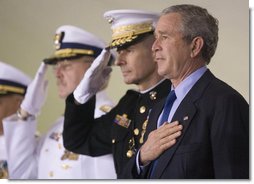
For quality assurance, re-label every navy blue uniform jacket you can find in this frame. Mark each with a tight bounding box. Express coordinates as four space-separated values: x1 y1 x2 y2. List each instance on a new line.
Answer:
63 80 171 178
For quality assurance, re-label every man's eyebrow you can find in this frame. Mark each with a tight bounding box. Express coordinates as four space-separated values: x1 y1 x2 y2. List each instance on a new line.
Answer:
155 30 168 35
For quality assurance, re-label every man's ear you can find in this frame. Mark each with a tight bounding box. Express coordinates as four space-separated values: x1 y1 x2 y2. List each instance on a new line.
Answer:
190 36 204 58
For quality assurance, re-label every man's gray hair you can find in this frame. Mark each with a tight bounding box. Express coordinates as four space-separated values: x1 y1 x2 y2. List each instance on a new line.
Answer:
161 4 219 64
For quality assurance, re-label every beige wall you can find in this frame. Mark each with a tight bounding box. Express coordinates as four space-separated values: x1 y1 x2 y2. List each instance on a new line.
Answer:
0 0 249 134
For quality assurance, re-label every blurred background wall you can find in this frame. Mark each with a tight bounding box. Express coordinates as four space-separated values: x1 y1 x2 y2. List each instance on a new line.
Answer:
0 0 249 134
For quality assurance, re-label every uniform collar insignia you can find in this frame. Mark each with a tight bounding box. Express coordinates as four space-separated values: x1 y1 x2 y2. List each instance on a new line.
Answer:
149 91 157 100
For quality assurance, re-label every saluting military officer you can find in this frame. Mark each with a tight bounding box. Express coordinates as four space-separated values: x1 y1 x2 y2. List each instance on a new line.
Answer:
0 61 32 179
63 10 182 178
3 25 116 179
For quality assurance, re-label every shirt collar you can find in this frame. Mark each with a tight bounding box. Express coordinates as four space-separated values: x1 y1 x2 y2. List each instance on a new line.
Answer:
173 66 207 101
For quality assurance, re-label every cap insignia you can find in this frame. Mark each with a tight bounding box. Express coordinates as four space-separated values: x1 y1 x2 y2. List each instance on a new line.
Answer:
54 31 65 50
106 16 114 24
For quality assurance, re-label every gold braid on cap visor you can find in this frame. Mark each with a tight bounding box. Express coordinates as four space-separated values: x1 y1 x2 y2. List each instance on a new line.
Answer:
110 21 153 47
53 48 95 58
0 85 25 95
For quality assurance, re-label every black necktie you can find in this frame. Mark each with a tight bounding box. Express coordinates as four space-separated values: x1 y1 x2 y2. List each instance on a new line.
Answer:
150 90 176 178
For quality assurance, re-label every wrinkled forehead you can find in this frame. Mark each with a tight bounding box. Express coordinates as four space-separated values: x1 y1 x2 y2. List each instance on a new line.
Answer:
157 13 182 30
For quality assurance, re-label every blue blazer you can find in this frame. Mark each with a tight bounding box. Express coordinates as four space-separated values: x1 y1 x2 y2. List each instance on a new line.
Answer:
139 70 249 179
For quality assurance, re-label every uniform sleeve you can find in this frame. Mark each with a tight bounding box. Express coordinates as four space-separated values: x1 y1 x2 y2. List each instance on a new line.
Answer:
63 93 113 156
3 114 43 179
118 150 146 178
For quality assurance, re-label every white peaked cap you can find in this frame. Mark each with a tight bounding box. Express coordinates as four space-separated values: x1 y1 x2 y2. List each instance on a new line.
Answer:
44 25 115 64
104 9 159 48
0 61 32 96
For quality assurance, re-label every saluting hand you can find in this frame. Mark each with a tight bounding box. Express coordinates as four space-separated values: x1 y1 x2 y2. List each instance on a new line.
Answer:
73 49 112 104
20 62 48 116
140 121 183 166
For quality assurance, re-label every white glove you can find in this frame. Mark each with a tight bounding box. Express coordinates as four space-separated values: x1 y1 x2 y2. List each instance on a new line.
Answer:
74 49 112 104
21 62 48 116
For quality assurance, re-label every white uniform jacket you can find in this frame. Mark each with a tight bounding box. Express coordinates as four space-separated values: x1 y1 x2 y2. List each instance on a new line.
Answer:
3 91 116 179
0 136 8 179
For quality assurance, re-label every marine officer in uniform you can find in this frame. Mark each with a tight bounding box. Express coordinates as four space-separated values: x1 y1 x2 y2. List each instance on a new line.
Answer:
0 61 31 179
3 25 116 179
63 10 183 178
